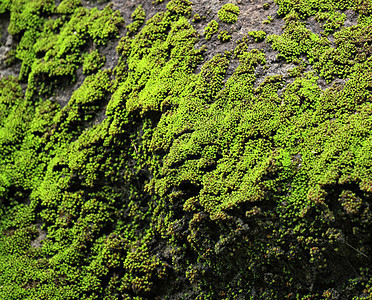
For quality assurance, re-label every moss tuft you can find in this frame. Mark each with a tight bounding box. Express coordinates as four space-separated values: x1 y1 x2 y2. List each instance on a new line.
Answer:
204 20 219 40
218 3 240 24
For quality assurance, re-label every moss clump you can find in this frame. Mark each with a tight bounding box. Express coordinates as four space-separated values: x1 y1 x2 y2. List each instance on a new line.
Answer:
218 30 231 42
248 30 267 42
166 0 192 17
83 49 106 74
267 21 320 62
263 15 274 24
56 0 82 14
126 5 146 35
315 10 346 33
204 20 219 40
192 13 201 22
218 3 240 24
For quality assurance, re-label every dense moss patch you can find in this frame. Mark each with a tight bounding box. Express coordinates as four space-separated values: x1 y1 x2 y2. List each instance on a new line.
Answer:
217 3 240 24
0 0 371 299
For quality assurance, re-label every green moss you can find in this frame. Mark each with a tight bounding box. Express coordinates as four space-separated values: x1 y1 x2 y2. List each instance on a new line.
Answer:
56 0 82 14
0 0 371 298
192 13 201 22
267 21 321 62
86 6 125 46
0 0 11 14
315 10 346 33
126 5 146 35
248 30 267 42
166 0 192 17
83 49 106 74
204 20 219 40
218 3 240 24
263 15 274 24
218 30 231 42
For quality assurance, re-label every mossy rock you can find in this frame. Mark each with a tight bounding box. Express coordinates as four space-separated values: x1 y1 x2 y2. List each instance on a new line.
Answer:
0 0 371 299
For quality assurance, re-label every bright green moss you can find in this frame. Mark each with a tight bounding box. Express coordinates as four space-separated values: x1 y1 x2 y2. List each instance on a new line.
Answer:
86 6 125 46
275 0 333 19
7 0 55 36
56 0 81 14
248 30 267 42
192 13 201 22
267 21 321 62
203 20 219 40
126 5 146 34
315 10 346 33
83 49 106 74
0 0 11 13
6 0 55 81
263 15 274 24
27 4 123 100
0 76 23 125
0 0 371 298
218 30 231 42
309 24 372 82
287 65 305 77
166 0 192 17
217 3 240 24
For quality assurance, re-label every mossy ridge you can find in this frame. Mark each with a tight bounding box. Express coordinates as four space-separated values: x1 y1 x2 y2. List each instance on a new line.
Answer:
203 19 219 40
126 4 146 35
116 1 371 297
0 0 371 299
0 2 126 299
1 0 197 298
248 30 267 42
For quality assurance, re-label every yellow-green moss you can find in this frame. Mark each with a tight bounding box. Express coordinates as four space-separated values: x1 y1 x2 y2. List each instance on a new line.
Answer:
204 20 219 40
218 30 231 42
0 0 371 298
217 3 240 24
83 49 106 74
